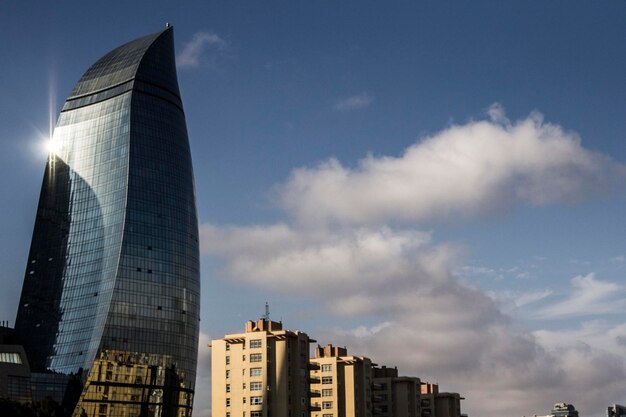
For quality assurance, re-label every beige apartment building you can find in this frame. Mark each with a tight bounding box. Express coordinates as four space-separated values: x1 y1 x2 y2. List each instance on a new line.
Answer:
371 366 421 417
211 318 314 417
420 382 438 417
434 392 463 417
309 344 372 417
419 383 464 417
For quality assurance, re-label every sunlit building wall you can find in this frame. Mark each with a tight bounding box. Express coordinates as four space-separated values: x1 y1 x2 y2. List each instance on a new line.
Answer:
13 26 200 417
309 344 373 417
211 319 313 417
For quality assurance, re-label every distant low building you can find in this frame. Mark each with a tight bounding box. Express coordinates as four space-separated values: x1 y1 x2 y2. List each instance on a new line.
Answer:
551 402 579 417
608 404 626 417
524 403 579 417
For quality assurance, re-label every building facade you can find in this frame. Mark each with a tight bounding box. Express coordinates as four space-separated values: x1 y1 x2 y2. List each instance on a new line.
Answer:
212 319 314 417
420 383 438 417
371 366 421 417
309 344 373 417
434 393 462 417
13 26 200 417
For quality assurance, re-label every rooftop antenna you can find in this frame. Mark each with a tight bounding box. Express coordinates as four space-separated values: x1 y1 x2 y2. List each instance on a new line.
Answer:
264 302 270 321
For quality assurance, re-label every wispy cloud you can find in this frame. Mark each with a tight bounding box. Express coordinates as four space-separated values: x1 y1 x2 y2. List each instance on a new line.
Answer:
489 289 554 311
533 273 626 319
334 92 374 111
177 31 227 69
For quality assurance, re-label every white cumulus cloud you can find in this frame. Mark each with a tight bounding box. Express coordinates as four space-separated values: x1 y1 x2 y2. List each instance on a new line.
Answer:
279 106 623 227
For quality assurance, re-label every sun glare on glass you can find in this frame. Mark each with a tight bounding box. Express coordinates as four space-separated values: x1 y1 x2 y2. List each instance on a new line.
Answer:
46 137 61 155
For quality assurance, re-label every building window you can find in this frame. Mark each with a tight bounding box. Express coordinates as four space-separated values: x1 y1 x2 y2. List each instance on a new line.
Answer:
226 343 230 351
250 382 262 391
250 367 262 376
251 413 262 417
249 339 262 348
226 384 230 393
226 398 231 407
321 364 332 372
243 355 246 361
226 356 230 365
322 376 333 384
322 389 333 396
250 396 263 405
0 352 23 364
226 370 231 379
323 401 333 409
250 353 262 362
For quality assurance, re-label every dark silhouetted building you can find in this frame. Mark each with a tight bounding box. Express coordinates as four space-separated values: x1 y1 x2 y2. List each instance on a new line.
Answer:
0 323 32 404
608 404 626 417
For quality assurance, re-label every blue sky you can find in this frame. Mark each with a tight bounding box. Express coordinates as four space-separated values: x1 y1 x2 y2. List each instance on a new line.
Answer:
1 2 626 416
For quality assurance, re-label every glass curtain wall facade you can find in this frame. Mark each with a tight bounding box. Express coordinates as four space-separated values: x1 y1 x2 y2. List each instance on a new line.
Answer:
14 27 200 417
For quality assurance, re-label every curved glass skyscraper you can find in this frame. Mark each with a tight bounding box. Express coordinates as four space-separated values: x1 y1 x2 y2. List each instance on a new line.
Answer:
14 27 200 417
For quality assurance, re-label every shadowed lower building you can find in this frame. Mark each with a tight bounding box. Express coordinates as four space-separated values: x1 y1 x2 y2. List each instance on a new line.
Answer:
371 366 420 417
0 324 32 404
13 26 200 417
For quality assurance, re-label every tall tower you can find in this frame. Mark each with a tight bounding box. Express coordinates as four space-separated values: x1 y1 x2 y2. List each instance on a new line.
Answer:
14 27 200 417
